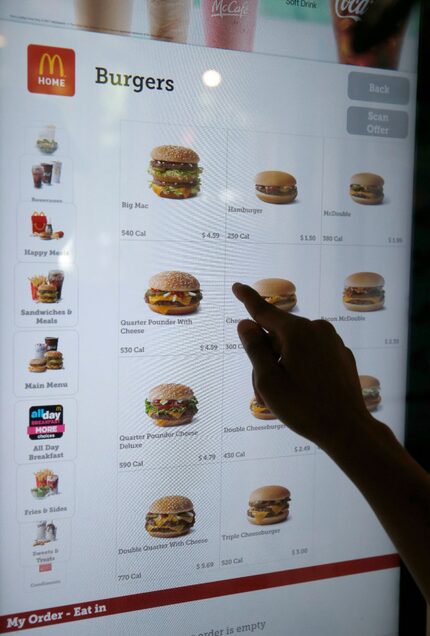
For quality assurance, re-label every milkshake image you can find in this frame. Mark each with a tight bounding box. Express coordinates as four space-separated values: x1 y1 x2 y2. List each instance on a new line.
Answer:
147 0 192 44
202 0 258 52
330 0 408 69
74 0 133 34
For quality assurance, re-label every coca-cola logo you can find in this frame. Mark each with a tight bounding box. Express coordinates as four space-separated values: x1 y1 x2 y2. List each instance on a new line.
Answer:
211 0 249 19
334 0 372 22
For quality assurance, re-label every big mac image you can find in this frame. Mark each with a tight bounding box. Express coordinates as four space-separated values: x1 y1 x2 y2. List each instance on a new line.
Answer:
149 145 202 199
343 272 385 312
144 271 202 315
247 485 291 525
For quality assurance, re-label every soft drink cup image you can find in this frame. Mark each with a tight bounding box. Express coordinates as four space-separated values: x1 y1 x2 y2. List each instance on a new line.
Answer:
202 0 258 52
48 270 65 300
147 0 192 43
32 165 44 189
41 163 53 185
330 0 408 69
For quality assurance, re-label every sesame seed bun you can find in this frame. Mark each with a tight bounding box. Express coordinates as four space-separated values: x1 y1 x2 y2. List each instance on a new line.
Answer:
249 485 291 504
148 271 200 292
149 496 194 514
44 350 63 360
149 383 194 402
344 272 385 288
151 145 199 164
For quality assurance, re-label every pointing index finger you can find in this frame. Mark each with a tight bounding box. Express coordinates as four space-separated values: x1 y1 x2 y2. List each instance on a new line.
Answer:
232 282 291 336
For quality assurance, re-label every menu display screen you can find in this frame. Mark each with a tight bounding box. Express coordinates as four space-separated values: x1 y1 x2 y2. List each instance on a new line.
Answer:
0 2 419 634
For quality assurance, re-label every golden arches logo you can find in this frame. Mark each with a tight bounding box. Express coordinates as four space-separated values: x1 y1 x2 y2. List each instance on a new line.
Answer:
38 53 65 76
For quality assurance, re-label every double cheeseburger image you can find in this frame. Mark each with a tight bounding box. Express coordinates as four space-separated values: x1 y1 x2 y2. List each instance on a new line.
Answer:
250 396 276 420
145 271 202 315
149 145 202 199
255 171 297 204
343 272 385 312
145 496 195 538
247 485 291 525
145 384 198 427
252 278 297 312
359 375 381 412
349 173 384 205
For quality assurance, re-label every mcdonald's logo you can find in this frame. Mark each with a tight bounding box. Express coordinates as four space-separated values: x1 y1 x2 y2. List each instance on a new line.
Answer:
28 44 75 96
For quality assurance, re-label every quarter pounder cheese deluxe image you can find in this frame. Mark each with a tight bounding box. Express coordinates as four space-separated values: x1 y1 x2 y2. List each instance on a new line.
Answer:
343 272 385 312
359 375 381 412
145 383 198 427
252 278 297 312
255 171 297 204
145 496 195 538
149 145 202 199
349 173 384 205
247 485 291 525
144 271 202 315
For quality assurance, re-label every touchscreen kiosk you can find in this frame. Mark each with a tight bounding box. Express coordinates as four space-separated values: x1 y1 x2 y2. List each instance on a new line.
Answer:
0 2 419 634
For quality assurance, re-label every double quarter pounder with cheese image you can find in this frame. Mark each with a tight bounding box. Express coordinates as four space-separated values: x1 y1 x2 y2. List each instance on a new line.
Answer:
145 383 198 427
149 145 202 199
247 485 291 525
144 271 202 315
145 496 196 538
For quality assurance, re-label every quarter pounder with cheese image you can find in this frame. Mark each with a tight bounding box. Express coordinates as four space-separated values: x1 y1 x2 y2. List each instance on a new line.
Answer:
247 485 291 525
145 496 195 538
343 272 385 312
145 383 198 427
144 271 202 315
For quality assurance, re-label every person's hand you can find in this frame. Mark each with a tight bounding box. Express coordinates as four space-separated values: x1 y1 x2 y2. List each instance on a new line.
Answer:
232 282 371 452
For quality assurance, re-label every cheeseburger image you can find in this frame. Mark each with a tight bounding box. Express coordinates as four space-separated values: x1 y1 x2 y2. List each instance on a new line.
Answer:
255 171 297 204
247 485 291 525
349 173 384 205
149 145 202 199
145 384 198 427
343 272 385 312
252 278 297 312
359 375 381 412
145 496 195 538
145 271 202 315
250 396 276 420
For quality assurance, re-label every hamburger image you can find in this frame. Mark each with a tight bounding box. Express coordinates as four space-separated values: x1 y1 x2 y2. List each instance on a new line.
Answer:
145 496 195 538
343 272 385 312
37 283 57 303
349 173 384 205
252 278 297 312
255 171 297 204
28 358 47 373
45 350 63 370
250 396 276 420
145 384 198 427
149 145 202 199
144 271 202 315
359 375 381 412
247 485 291 525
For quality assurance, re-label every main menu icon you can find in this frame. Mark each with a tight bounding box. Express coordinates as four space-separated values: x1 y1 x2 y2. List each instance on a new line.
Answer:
27 44 75 96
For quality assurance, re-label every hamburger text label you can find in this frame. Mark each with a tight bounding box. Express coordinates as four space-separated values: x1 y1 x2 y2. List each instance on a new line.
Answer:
28 405 64 440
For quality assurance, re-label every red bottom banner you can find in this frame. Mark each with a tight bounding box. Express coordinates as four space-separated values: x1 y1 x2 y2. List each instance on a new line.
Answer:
1 553 400 633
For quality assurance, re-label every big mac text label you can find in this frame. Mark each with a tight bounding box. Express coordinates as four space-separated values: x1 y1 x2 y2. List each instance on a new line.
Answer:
28 45 75 96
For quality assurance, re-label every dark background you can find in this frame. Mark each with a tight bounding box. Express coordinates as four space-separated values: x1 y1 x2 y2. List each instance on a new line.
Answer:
400 1 430 632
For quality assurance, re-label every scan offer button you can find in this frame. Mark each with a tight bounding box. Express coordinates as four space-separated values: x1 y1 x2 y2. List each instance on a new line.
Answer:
347 106 408 138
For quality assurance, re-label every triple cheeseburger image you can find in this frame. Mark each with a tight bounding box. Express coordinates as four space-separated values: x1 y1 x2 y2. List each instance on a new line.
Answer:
149 145 202 199
144 271 202 315
248 485 291 525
